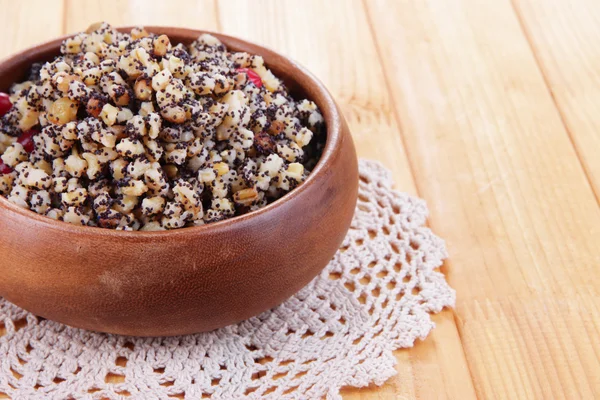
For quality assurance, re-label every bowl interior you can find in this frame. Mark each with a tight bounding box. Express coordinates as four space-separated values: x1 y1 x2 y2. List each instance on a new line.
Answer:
0 26 339 235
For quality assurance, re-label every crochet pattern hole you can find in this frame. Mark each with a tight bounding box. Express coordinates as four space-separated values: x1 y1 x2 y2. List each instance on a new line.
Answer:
368 230 376 239
252 370 267 380
244 386 258 395
376 270 388 278
403 275 411 283
211 378 221 386
382 225 390 235
115 356 128 367
124 341 135 351
355 239 364 246
328 272 341 280
359 275 371 285
14 318 27 332
105 372 125 383
273 371 288 380
154 367 165 374
350 268 360 275
161 381 174 387
294 370 308 379
10 368 22 380
257 356 273 365
357 204 370 213
301 331 314 339
358 294 367 304
412 287 421 296
344 282 356 292
264 386 277 395
52 377 64 384
393 263 401 272
283 385 299 395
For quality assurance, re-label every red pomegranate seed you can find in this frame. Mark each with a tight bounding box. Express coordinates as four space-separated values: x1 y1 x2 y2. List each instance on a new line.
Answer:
236 68 263 88
0 161 12 175
17 129 38 153
0 93 12 117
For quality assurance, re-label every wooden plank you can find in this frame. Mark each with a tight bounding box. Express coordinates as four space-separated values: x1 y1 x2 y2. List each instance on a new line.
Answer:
217 0 418 196
511 0 600 200
366 0 600 398
217 1 475 399
0 0 63 59
64 0 218 33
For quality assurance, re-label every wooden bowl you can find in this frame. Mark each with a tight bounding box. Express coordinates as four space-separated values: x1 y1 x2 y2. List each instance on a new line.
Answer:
0 27 358 336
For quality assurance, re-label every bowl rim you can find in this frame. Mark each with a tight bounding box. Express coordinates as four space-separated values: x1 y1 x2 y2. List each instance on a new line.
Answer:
0 26 341 238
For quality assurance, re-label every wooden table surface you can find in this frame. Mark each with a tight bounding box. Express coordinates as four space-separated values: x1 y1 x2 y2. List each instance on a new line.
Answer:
2 0 600 398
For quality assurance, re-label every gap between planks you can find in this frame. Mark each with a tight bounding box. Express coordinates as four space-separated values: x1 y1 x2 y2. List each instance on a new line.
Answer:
508 0 600 206
362 0 478 395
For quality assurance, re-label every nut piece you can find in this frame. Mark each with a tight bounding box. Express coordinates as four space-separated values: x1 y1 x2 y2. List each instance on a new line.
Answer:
213 162 229 176
57 74 82 94
131 27 149 40
268 120 284 136
99 103 119 126
134 77 153 101
160 106 186 124
48 98 79 125
287 162 304 178
121 179 148 196
233 187 258 206
112 86 131 106
86 96 105 118
141 196 165 216
153 34 171 57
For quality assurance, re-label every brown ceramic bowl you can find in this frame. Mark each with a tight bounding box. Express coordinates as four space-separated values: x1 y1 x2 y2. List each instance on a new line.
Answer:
0 27 358 336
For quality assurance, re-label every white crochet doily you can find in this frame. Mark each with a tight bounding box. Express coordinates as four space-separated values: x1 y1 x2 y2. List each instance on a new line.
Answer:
0 160 455 400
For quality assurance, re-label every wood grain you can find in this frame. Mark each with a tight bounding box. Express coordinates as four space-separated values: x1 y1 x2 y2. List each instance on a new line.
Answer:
215 1 475 398
366 0 600 398
511 0 600 201
64 0 218 32
3 0 600 398
0 0 63 58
